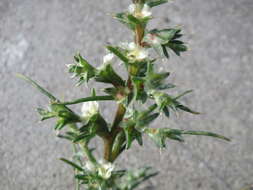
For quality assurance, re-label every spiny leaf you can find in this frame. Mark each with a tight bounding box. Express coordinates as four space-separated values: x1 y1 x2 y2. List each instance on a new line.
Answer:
147 0 169 8
73 132 95 143
174 90 193 100
175 104 200 115
60 158 84 171
181 130 230 141
69 54 96 85
54 119 68 130
37 108 56 121
145 128 230 148
16 74 58 102
95 63 125 87
113 12 135 31
106 46 129 63
127 14 142 25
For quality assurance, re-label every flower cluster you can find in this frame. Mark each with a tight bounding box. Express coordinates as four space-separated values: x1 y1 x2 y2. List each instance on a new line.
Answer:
128 3 152 18
85 159 115 179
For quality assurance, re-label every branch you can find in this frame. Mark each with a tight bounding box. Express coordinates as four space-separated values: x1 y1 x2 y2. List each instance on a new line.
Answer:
58 95 114 105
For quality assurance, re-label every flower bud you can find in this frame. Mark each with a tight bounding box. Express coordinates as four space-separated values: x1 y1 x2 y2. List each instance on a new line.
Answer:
97 160 115 179
81 101 99 119
128 3 152 18
85 160 96 172
103 53 115 64
127 42 149 60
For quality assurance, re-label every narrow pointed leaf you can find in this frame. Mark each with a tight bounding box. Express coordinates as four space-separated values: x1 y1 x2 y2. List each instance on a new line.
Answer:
174 90 193 100
106 46 129 63
181 130 230 141
60 158 84 171
147 0 169 7
16 74 58 101
175 104 200 114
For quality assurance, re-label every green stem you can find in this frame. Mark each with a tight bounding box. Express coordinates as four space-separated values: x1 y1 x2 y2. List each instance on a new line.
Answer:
59 95 114 105
111 104 126 135
104 104 126 162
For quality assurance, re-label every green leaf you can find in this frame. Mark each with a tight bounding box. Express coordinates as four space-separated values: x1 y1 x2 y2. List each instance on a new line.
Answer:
162 106 170 118
145 63 171 90
73 132 95 143
151 90 200 115
174 90 193 100
49 104 81 130
16 74 58 102
113 12 135 31
147 0 169 7
118 167 158 190
162 45 169 58
37 108 56 121
106 46 129 63
152 43 164 57
95 64 125 87
131 76 147 102
57 134 74 141
173 100 200 114
152 91 173 110
144 28 187 58
145 128 230 148
57 131 80 141
60 158 84 171
137 113 159 128
166 42 187 56
181 130 230 141
69 54 96 85
54 119 68 130
127 14 142 25
51 104 81 120
123 124 143 149
144 128 167 147
157 28 180 42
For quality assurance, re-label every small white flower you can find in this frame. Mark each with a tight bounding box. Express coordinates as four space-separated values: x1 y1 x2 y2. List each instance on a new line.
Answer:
103 53 115 64
141 4 152 18
128 3 152 18
128 4 136 14
97 160 115 179
119 42 129 49
127 42 149 60
85 160 96 172
81 101 99 119
128 42 136 50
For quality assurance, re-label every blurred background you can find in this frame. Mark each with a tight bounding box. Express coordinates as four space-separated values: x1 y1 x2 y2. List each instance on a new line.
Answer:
1 0 253 189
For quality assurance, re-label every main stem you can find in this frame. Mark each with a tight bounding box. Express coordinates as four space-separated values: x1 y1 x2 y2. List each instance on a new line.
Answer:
103 1 144 162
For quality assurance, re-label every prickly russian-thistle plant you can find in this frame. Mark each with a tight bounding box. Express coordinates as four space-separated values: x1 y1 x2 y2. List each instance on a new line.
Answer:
18 0 230 189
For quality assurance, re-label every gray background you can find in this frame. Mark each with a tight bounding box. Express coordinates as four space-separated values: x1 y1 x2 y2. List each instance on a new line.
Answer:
1 0 253 189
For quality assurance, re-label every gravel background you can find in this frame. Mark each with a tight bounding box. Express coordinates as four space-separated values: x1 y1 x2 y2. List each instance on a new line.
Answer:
1 0 253 190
